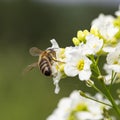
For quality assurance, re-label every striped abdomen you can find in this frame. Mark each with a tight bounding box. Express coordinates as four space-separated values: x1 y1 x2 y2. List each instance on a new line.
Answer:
39 58 52 76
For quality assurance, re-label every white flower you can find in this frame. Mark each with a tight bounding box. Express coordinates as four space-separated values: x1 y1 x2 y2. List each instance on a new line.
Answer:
49 39 66 94
47 91 110 120
82 34 103 55
106 43 120 73
104 43 120 84
52 60 65 94
103 64 113 85
102 46 116 53
48 39 60 49
115 5 120 17
47 97 72 120
51 64 62 94
91 14 119 41
64 47 92 81
103 43 120 84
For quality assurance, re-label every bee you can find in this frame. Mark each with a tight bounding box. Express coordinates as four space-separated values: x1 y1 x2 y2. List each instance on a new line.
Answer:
24 47 57 76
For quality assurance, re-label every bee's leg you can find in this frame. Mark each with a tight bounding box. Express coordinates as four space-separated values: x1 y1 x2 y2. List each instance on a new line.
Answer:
52 57 65 63
23 62 38 75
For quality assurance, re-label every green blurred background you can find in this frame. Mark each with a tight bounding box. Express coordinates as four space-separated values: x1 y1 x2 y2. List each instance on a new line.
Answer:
0 0 119 120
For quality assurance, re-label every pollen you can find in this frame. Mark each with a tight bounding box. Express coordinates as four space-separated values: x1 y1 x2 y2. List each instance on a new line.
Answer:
56 63 64 72
59 48 65 59
77 59 84 71
90 28 99 37
59 64 65 72
75 103 88 111
56 65 59 70
114 60 118 64
93 44 97 48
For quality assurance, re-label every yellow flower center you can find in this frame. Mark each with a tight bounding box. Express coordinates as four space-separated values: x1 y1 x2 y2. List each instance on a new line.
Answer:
75 103 88 111
60 48 65 59
56 63 64 72
93 44 97 48
114 60 118 64
77 59 84 71
90 28 99 37
68 103 88 120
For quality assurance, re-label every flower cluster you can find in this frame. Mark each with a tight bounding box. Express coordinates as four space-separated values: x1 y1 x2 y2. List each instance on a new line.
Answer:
48 6 120 94
27 6 120 119
47 91 111 120
44 6 120 119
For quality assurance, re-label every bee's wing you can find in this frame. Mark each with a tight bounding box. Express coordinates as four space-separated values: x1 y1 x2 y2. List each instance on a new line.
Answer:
29 47 43 56
23 62 38 75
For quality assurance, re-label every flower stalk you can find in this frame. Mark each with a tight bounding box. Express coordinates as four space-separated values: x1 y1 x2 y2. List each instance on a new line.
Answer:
93 58 120 117
79 91 112 107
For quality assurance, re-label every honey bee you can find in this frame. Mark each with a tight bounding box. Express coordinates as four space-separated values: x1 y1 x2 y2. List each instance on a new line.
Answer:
24 47 57 76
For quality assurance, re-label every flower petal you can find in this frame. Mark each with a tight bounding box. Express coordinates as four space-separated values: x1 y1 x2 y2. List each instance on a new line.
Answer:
64 64 78 77
79 70 91 81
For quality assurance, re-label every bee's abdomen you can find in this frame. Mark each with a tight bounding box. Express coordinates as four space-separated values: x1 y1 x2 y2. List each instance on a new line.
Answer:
39 59 52 76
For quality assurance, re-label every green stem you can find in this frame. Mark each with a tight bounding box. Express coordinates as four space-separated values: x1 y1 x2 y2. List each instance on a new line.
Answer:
80 91 112 107
96 63 120 116
91 80 120 116
101 81 120 116
109 71 117 90
92 84 108 100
